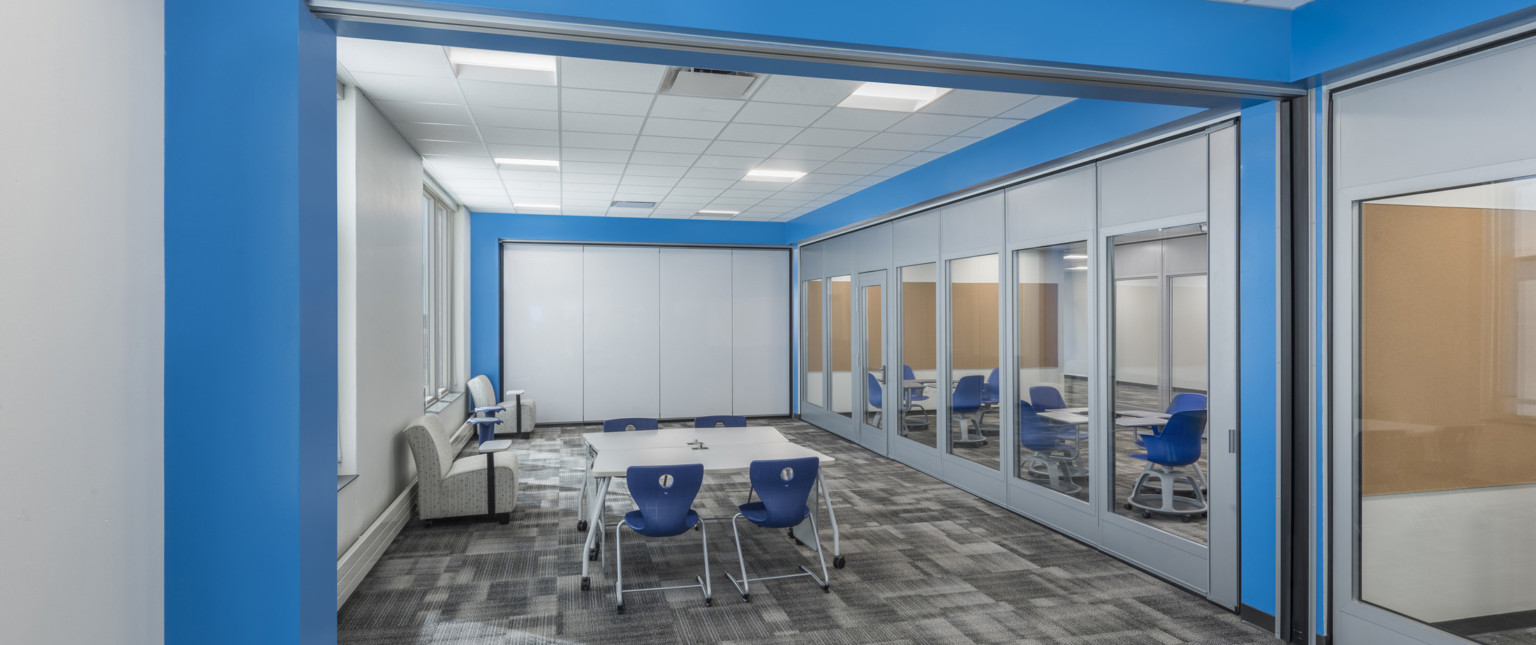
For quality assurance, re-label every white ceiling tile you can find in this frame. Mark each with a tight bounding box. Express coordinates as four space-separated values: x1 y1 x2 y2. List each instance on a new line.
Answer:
924 136 983 153
615 187 671 198
888 113 987 136
623 164 688 178
561 88 655 116
562 181 619 192
395 122 481 142
958 118 1023 138
559 58 669 93
868 165 912 178
635 135 712 154
485 144 560 159
797 173 860 187
718 122 802 144
561 131 637 150
672 184 730 195
374 100 472 125
718 189 779 199
561 172 622 184
338 38 454 78
648 95 744 122
480 126 560 147
921 89 1034 117
692 155 761 170
471 106 559 129
999 96 1075 120
731 102 830 126
771 145 848 162
751 75 862 106
561 161 627 175
834 148 911 164
458 80 558 110
809 107 908 131
863 132 948 151
429 167 498 181
627 151 697 166
660 197 712 206
561 147 631 163
618 175 678 187
423 155 495 170
816 160 886 175
351 72 463 104
899 150 946 166
641 118 727 140
502 180 562 191
412 139 486 156
704 140 782 157
563 112 645 135
788 128 874 147
674 178 736 189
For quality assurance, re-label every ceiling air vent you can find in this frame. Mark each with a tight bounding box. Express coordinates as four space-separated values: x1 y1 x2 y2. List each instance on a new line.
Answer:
659 67 761 99
610 201 657 209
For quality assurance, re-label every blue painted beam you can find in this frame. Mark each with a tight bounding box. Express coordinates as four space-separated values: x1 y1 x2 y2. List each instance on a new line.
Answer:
1293 0 1536 80
165 1 337 643
1238 100 1280 617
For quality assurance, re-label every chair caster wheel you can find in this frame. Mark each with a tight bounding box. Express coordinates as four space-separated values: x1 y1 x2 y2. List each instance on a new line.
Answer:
705 598 713 607
1124 503 1133 510
580 577 590 591
742 594 751 603
588 546 600 561
695 524 701 532
1180 515 1192 523
577 520 588 532
1201 512 1208 519
822 585 830 594
616 604 624 613
1142 511 1152 519
833 555 846 569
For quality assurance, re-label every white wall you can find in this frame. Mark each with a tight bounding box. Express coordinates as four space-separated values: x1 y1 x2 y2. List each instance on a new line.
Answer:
0 2 164 643
335 90 467 558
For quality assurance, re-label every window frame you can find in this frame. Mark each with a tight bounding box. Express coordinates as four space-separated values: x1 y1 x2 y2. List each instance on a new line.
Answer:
423 188 456 408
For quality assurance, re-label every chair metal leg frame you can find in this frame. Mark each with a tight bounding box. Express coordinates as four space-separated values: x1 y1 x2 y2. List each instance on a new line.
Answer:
614 520 712 612
725 507 830 601
950 412 988 447
1020 449 1082 494
580 476 612 591
1125 463 1208 520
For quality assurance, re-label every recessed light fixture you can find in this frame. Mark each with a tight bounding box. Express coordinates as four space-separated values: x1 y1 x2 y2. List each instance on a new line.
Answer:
744 169 806 182
838 82 952 112
495 158 559 168
514 203 561 210
1063 254 1088 260
447 47 557 85
1065 266 1088 271
697 209 741 215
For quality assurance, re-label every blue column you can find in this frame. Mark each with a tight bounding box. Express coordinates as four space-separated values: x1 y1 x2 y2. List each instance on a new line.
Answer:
1238 101 1280 618
165 1 337 642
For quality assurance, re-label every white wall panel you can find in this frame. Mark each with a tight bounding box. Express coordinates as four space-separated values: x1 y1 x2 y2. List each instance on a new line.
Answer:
1006 165 1095 244
854 223 892 272
893 210 941 265
942 191 1005 254
1098 136 1207 228
659 248 734 418
583 246 661 420
800 241 823 279
824 232 856 277
733 249 792 415
504 244 585 422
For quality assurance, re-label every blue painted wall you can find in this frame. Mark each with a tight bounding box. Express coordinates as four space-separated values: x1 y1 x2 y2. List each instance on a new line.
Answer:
165 1 337 643
468 213 786 396
415 0 1292 81
1292 0 1536 79
1238 101 1280 617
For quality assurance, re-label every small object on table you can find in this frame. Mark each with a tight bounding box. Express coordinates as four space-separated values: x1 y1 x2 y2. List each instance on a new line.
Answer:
478 439 513 524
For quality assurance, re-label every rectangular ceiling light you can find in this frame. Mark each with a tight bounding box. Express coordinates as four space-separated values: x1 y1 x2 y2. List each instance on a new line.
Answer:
697 209 740 215
495 158 559 168
743 169 806 182
1063 254 1088 260
838 82 952 112
447 47 557 85
1065 266 1088 271
514 203 560 210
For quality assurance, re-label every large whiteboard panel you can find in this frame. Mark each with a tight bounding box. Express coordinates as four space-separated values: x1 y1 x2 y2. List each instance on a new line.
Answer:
659 248 734 418
733 249 791 415
503 244 584 423
583 246 660 420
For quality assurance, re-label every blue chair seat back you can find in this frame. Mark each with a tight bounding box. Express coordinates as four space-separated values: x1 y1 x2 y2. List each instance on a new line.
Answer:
694 415 747 428
866 373 884 409
742 457 820 529
1141 410 1206 467
604 417 659 433
624 463 705 537
952 375 984 412
981 368 1001 403
903 365 930 401
1017 401 1065 452
1028 385 1068 411
1166 392 1207 415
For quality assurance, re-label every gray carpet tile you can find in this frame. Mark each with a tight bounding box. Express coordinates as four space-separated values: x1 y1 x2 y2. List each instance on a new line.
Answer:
338 418 1274 644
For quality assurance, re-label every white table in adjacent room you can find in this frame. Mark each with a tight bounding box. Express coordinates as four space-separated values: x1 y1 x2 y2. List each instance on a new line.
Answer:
575 426 843 591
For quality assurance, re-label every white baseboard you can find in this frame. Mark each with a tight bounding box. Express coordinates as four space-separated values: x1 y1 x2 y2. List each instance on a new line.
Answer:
337 477 415 610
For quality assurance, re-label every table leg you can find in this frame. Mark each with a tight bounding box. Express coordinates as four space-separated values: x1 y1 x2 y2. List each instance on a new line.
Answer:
816 471 844 569
580 476 610 590
577 447 594 531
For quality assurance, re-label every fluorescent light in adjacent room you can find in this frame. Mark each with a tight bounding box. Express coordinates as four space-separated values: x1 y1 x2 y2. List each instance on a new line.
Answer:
1065 266 1088 271
1063 254 1088 260
514 203 560 210
495 158 559 168
697 209 740 215
838 82 952 112
447 47 557 85
743 169 806 182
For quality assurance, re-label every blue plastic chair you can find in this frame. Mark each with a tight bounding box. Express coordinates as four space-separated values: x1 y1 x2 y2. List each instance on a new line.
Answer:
1133 392 1209 447
981 368 1001 405
726 457 830 600
900 365 931 430
603 418 659 433
866 373 884 427
1017 402 1080 493
1125 410 1208 521
694 415 747 428
614 463 711 611
1028 385 1068 412
950 375 987 446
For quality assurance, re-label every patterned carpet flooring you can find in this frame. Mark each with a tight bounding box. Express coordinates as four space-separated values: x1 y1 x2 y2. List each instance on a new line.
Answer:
338 419 1275 644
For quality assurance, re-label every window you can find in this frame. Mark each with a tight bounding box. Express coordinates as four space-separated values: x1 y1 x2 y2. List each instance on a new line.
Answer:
423 189 455 407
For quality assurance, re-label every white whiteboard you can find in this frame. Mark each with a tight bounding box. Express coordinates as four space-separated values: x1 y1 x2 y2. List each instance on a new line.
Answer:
502 243 790 423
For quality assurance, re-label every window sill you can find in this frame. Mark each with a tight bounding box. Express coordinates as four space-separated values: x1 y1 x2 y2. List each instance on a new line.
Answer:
337 474 358 492
425 390 464 414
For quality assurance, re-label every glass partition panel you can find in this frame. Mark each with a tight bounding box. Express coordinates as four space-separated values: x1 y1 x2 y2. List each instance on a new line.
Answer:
864 282 883 430
1109 225 1208 543
948 254 1000 470
1358 178 1536 643
899 264 938 447
1015 241 1089 500
831 275 853 418
804 279 824 408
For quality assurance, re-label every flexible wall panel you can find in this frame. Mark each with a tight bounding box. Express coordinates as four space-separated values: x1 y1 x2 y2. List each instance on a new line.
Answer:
1006 165 1095 243
733 249 792 415
893 210 941 265
659 248 734 418
583 246 661 421
503 244 584 422
1098 136 1208 228
942 192 1005 254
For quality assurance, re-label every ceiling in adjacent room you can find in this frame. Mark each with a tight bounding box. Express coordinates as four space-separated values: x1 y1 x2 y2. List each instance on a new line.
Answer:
337 38 1074 221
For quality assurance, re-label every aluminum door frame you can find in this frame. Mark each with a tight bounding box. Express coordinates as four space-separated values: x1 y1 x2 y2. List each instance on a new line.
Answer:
854 270 890 455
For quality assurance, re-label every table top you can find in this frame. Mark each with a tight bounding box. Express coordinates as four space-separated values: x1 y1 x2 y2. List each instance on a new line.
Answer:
1114 416 1168 427
1120 409 1170 418
590 441 835 478
1038 409 1089 424
477 439 513 453
583 426 788 452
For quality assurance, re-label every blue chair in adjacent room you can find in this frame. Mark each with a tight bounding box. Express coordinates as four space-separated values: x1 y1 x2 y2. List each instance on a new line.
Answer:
1131 392 1210 490
1028 385 1068 412
726 456 830 601
694 415 747 428
614 463 711 611
1017 401 1080 494
603 418 659 433
1125 410 1208 522
865 373 884 427
900 365 931 432
979 368 1001 424
950 375 987 447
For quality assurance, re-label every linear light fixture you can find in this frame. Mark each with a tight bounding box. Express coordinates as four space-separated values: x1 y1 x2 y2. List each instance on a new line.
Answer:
743 168 806 182
697 209 740 215
1063 254 1088 260
838 82 952 112
447 47 557 85
514 203 560 210
495 158 559 168
1065 266 1088 271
